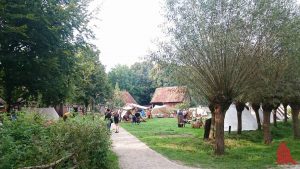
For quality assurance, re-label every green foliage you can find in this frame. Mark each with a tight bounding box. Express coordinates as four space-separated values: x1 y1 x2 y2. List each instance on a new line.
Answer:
0 113 117 169
154 0 300 107
72 45 112 110
0 0 96 109
122 118 300 169
175 101 190 110
130 62 157 105
149 63 178 87
111 83 125 108
108 62 156 105
108 65 134 92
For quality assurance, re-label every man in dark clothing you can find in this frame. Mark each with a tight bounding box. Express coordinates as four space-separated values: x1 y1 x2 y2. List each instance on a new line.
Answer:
177 110 184 127
113 111 120 133
105 109 112 130
135 112 141 124
203 118 211 140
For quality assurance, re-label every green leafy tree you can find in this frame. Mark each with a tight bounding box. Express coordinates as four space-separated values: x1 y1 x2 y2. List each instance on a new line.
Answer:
130 62 156 105
279 14 300 139
111 83 125 108
149 63 178 87
72 46 112 113
108 62 156 105
0 0 93 111
108 65 134 92
157 0 299 154
246 0 299 143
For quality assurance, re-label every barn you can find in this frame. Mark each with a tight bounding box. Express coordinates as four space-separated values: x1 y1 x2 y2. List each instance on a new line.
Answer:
150 86 190 107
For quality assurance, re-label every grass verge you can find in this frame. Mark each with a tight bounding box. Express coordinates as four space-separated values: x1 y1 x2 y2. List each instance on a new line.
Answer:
121 118 300 169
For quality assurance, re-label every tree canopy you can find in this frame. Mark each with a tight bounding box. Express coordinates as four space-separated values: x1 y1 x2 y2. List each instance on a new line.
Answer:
154 0 300 155
0 0 111 111
108 62 157 105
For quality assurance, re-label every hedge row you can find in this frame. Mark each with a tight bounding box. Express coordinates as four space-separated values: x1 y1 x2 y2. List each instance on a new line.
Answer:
0 113 117 169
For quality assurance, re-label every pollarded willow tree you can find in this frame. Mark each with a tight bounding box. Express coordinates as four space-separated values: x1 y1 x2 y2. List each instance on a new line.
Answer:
156 0 300 155
279 14 300 139
158 0 266 155
246 0 300 144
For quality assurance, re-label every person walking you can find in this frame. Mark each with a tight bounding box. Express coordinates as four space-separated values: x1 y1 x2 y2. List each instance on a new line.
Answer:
105 109 112 130
114 110 120 133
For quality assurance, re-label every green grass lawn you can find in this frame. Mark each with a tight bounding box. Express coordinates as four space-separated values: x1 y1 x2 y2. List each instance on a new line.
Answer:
121 118 300 169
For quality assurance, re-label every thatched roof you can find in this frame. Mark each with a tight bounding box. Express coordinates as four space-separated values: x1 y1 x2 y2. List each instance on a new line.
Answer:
150 86 188 104
121 91 137 104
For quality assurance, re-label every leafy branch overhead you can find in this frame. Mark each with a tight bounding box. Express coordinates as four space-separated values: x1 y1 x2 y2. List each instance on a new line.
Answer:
0 0 112 111
153 0 300 155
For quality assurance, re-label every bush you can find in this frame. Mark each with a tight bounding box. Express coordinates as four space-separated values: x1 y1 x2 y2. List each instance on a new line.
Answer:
0 112 116 169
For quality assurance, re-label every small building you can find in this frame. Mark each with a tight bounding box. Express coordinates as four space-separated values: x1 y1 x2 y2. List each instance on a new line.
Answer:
121 91 138 104
150 86 190 107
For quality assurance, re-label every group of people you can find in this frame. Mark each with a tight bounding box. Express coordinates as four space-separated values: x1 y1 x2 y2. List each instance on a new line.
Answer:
123 108 151 124
130 110 141 124
104 109 120 133
177 109 190 127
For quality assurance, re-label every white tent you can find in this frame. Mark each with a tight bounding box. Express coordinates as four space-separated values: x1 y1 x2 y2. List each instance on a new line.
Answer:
191 106 210 117
257 107 274 123
23 107 59 121
224 104 258 131
123 103 149 110
127 103 149 110
252 104 290 124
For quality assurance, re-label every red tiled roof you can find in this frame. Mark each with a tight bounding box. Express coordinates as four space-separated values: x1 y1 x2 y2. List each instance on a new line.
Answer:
150 86 188 103
121 91 137 104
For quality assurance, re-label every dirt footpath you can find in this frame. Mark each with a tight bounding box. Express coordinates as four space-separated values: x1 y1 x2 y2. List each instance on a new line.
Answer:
111 126 200 169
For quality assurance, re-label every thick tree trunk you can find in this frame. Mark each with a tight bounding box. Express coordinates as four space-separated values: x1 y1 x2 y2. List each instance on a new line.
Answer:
6 99 12 113
84 101 89 115
252 103 261 130
262 104 273 144
5 89 12 113
237 111 242 134
214 104 226 155
290 104 300 139
59 103 64 117
209 104 215 139
283 103 288 123
273 109 277 127
235 102 245 134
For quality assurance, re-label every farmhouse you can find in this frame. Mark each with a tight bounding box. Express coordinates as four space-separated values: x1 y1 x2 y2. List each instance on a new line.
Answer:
150 86 189 107
121 91 138 104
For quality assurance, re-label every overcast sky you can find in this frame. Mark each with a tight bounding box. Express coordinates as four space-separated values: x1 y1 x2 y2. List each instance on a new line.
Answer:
90 0 300 71
90 0 164 71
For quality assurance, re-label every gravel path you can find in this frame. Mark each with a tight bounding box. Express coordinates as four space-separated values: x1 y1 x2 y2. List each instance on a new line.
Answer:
111 126 200 169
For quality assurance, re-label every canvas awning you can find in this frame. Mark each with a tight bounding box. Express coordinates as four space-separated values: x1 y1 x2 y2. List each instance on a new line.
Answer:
123 103 150 110
23 107 59 121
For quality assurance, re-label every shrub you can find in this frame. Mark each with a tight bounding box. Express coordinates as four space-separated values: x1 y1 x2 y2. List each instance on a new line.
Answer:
0 112 115 169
